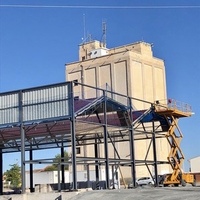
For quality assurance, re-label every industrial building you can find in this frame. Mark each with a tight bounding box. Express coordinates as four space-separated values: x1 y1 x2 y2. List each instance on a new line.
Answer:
65 40 171 178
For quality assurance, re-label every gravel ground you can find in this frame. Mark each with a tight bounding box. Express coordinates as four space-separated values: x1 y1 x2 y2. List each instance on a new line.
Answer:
2 185 200 200
70 185 200 200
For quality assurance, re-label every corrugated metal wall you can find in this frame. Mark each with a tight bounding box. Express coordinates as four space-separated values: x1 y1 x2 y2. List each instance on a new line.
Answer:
0 83 71 125
0 93 19 124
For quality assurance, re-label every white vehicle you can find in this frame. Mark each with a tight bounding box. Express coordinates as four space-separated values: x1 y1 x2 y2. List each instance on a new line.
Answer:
136 177 154 186
128 177 154 188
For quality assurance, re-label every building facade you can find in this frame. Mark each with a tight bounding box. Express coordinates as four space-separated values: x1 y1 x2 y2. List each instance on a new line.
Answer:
65 40 171 179
189 156 200 173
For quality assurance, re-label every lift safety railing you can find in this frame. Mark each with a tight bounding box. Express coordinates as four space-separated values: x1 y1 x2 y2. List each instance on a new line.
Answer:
154 99 192 114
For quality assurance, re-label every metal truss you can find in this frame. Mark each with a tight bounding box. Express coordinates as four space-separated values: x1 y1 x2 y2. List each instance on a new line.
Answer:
0 82 192 194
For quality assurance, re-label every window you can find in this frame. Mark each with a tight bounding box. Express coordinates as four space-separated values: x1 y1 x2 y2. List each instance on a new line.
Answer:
74 79 78 86
76 147 81 154
74 96 79 100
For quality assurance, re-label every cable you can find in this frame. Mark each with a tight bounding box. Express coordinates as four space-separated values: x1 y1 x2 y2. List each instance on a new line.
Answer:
0 5 200 9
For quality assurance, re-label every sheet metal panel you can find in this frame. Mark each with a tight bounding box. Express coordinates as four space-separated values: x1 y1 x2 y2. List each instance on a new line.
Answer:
0 93 19 124
23 84 70 122
0 82 72 126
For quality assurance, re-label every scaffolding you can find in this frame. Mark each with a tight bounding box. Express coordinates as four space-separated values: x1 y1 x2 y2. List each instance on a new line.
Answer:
0 82 192 194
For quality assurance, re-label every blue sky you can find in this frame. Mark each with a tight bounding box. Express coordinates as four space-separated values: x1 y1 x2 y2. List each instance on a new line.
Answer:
0 0 200 172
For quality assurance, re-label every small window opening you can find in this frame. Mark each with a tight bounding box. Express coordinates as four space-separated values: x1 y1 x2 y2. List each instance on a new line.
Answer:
76 147 81 154
74 79 78 86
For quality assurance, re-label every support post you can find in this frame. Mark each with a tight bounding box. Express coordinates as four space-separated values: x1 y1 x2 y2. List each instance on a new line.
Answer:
129 97 136 188
58 164 61 192
112 165 115 189
152 120 159 186
103 91 109 189
20 124 26 193
29 149 34 192
0 149 3 195
87 164 90 188
69 82 77 190
94 138 99 190
61 146 65 185
19 91 26 194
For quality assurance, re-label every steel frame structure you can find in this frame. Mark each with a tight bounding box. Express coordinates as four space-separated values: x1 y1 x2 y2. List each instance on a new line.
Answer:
0 81 192 194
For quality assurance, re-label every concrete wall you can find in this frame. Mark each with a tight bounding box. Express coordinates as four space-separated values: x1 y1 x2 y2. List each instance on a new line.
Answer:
190 156 200 173
26 171 70 189
25 169 117 189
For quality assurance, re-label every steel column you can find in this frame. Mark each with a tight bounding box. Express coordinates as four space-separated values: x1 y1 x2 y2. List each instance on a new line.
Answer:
111 165 115 189
61 146 65 184
19 91 26 194
29 149 34 192
152 119 159 186
20 125 26 193
69 82 77 190
103 91 109 189
87 164 90 188
58 164 61 192
94 138 100 189
0 148 2 195
129 97 136 188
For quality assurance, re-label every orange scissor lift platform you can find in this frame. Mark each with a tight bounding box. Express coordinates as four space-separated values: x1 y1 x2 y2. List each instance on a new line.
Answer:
154 99 193 186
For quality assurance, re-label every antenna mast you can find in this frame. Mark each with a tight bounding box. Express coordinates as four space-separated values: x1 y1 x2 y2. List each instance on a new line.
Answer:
83 14 86 43
102 21 107 48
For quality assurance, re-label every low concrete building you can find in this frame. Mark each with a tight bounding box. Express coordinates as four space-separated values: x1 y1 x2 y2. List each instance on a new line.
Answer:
189 156 200 173
25 170 69 189
25 168 119 190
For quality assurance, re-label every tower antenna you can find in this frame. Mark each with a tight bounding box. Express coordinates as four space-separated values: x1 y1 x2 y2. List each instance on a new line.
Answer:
101 20 107 48
83 14 86 43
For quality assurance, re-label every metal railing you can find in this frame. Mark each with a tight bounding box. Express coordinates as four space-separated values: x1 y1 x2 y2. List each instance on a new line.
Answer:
154 99 192 113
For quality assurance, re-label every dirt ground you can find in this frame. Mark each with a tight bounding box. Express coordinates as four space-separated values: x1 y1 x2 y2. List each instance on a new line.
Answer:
2 185 200 200
70 185 200 200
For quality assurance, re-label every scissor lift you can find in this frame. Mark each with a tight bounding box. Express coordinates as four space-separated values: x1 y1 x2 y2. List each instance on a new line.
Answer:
154 99 194 186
